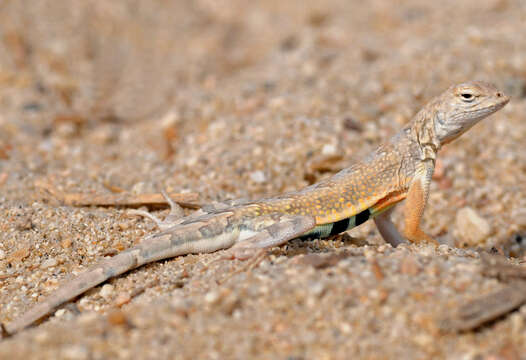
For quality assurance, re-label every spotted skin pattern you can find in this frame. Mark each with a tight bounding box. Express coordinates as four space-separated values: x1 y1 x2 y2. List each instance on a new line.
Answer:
233 131 420 236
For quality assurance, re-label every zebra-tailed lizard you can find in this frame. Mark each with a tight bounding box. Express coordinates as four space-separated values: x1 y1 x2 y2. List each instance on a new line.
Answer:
2 81 509 336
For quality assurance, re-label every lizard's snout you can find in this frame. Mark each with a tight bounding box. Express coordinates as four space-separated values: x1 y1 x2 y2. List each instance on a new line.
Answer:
496 91 510 106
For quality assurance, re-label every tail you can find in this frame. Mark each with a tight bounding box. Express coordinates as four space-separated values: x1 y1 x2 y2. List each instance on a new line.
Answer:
2 212 239 336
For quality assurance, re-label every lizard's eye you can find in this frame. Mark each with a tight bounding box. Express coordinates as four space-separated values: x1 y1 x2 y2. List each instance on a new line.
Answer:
460 92 475 102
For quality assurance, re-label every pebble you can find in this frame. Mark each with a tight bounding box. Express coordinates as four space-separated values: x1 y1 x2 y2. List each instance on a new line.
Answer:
249 171 266 183
107 309 129 326
100 284 114 300
413 333 433 347
308 281 326 297
437 244 450 254
61 238 72 249
419 245 436 257
118 222 130 231
205 290 221 305
454 207 491 246
40 258 58 269
115 292 132 306
321 143 337 155
339 322 352 334
0 249 5 259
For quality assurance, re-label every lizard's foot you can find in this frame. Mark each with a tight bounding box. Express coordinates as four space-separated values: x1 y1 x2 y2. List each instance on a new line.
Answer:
403 228 439 245
216 248 268 284
128 190 185 231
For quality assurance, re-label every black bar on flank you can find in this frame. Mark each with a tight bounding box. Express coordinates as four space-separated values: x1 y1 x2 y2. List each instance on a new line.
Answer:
329 218 350 236
355 209 370 226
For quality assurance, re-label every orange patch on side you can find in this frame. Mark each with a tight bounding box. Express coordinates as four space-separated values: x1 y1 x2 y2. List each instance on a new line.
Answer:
370 191 407 214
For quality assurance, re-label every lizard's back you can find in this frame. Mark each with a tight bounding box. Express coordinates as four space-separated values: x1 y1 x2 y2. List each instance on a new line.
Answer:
242 129 421 225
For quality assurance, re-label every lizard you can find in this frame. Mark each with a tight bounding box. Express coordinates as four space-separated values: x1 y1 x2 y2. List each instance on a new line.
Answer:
1 81 509 336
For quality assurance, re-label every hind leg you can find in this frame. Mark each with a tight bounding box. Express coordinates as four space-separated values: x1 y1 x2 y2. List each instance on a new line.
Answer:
223 215 316 260
374 207 406 247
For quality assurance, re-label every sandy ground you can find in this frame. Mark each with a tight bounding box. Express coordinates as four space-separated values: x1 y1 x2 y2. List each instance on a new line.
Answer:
0 0 525 359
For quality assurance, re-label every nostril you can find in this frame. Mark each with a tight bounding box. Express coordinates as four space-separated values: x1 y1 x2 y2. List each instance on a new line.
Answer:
496 92 502 97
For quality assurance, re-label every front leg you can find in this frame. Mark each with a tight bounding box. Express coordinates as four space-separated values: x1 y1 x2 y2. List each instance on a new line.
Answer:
403 162 438 244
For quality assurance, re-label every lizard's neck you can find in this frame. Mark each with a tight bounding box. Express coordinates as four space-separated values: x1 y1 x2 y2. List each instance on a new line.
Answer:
407 106 442 161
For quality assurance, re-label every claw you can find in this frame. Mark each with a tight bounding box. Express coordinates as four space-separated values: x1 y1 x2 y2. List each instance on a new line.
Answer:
161 190 185 219
128 209 166 228
216 249 268 285
128 190 185 231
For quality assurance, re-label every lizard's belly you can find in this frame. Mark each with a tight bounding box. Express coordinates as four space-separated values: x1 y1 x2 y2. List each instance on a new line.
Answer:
300 203 396 239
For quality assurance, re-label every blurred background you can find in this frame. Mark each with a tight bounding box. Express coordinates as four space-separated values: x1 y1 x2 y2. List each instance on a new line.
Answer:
1 0 524 125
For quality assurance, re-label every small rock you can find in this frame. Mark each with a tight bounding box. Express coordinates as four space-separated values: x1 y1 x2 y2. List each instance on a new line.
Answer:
61 238 72 249
249 171 266 183
41 258 58 269
455 207 491 246
107 309 129 326
78 297 90 309
117 222 130 231
321 143 337 156
130 182 148 195
14 214 33 231
100 284 114 300
340 322 352 334
437 244 450 254
89 124 118 144
413 333 433 347
419 244 436 257
377 244 391 253
8 246 30 263
308 281 326 297
205 290 220 305
342 116 363 132
269 97 286 109
0 249 5 259
115 292 132 307
363 122 380 141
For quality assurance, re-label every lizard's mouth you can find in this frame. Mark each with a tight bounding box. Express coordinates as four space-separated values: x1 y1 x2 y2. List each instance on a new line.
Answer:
499 96 511 108
441 98 509 145
457 97 509 123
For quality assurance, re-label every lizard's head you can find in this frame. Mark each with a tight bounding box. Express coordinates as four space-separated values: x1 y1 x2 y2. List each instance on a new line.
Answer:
433 81 509 145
